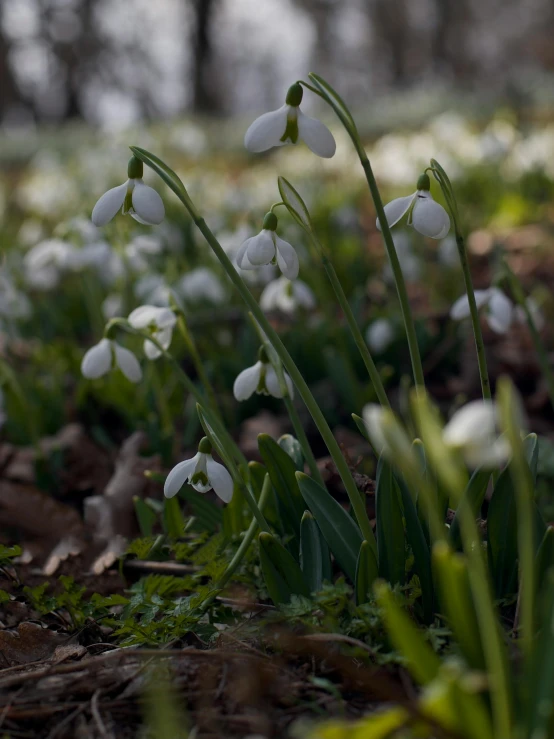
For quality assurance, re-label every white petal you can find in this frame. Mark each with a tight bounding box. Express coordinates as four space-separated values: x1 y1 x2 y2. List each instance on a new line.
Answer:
411 194 451 239
443 400 497 447
81 338 112 379
113 343 142 383
129 305 176 329
450 289 491 321
233 362 262 401
376 193 417 231
244 105 289 153
236 238 257 270
274 236 299 280
462 437 511 469
206 456 234 503
293 280 316 309
259 279 282 311
143 326 173 359
265 366 294 399
131 182 165 225
486 288 513 334
362 404 387 454
297 109 336 158
514 298 545 331
246 230 276 266
164 454 199 498
366 318 394 353
91 183 128 227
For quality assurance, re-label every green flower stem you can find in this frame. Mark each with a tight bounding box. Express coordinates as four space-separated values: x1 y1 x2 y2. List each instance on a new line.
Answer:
175 313 219 415
503 262 554 412
321 253 390 408
130 146 376 547
304 75 425 392
498 379 536 669
454 232 491 401
283 394 325 486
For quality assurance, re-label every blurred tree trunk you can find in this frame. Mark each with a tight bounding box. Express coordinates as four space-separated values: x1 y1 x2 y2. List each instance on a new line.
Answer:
431 0 474 80
0 30 28 121
191 0 221 113
371 0 411 85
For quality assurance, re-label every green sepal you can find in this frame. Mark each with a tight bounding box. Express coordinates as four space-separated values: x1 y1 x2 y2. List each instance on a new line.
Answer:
258 532 310 604
296 472 364 582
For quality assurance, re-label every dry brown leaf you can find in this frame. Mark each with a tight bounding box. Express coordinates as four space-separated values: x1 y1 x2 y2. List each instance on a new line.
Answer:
0 622 71 667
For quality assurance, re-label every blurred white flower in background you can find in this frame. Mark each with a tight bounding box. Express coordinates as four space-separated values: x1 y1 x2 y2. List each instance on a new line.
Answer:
81 338 142 383
366 318 395 353
0 271 32 320
236 212 299 280
128 305 177 360
102 294 124 320
451 287 513 334
382 231 420 283
514 297 545 331
437 235 459 268
134 274 171 306
443 400 510 468
176 267 226 305
233 351 294 401
260 276 315 314
23 238 76 290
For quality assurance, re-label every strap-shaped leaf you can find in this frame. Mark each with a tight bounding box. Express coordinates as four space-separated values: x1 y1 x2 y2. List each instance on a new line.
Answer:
487 466 518 598
258 434 305 540
450 468 491 551
535 526 554 597
374 581 441 686
133 496 158 538
300 511 332 593
163 495 186 538
433 542 486 670
396 475 434 623
351 413 370 442
296 472 364 582
527 569 554 737
259 532 309 604
278 434 304 472
355 540 379 605
375 458 405 585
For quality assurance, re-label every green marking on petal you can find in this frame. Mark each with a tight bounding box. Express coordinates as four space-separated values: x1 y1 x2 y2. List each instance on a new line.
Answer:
280 115 299 144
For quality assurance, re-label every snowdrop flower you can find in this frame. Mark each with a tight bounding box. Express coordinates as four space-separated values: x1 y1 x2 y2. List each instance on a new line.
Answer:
236 212 299 280
0 272 32 320
102 294 123 320
81 338 142 383
164 437 233 503
233 347 294 401
514 297 545 332
244 83 336 158
23 239 75 290
362 404 415 461
443 400 510 468
91 156 164 227
377 174 450 239
260 276 315 314
366 318 395 353
450 287 513 334
128 305 177 360
177 267 226 305
134 274 171 306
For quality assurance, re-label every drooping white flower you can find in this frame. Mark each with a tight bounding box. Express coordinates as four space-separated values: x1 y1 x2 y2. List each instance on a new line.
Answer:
442 400 510 468
128 305 177 360
236 212 299 280
382 231 421 283
244 83 336 158
177 267 226 305
362 403 415 461
260 276 315 314
91 156 164 227
0 271 32 320
366 318 395 353
377 174 450 240
450 287 513 334
81 338 142 383
23 238 76 290
164 437 233 503
233 348 294 401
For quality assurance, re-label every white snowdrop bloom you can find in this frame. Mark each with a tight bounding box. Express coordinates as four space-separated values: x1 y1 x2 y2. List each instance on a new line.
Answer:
124 234 164 271
91 156 164 227
245 83 336 159
366 318 395 353
514 297 545 332
382 230 420 283
377 174 450 240
362 404 414 461
164 437 233 503
260 276 315 314
233 348 294 401
236 212 299 280
23 239 76 290
177 267 226 305
450 287 513 334
102 294 124 320
0 272 32 320
443 400 510 468
81 338 142 383
437 235 459 268
128 305 177 360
